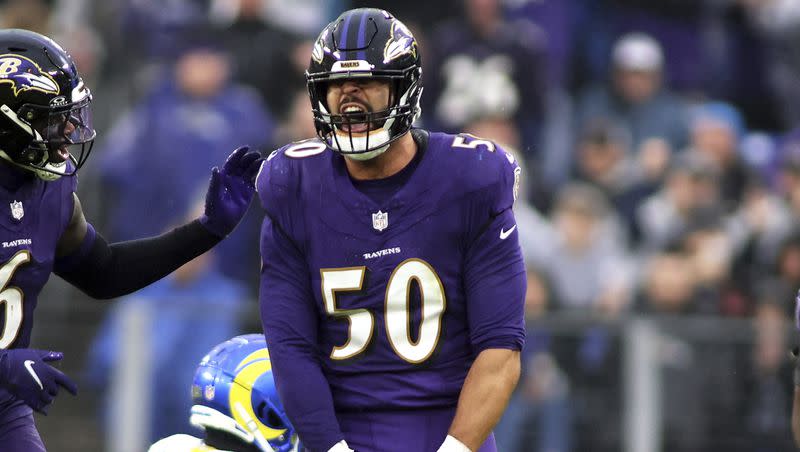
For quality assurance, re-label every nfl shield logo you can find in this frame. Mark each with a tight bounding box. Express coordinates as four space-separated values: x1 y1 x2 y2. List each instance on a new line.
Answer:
9 200 23 221
372 210 388 232
204 385 215 401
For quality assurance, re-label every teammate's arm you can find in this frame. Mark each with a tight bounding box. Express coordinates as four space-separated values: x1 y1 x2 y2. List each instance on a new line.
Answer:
53 146 262 299
260 215 349 452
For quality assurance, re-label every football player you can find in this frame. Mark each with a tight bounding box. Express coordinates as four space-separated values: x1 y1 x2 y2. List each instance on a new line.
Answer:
0 29 262 451
258 8 525 452
148 334 299 452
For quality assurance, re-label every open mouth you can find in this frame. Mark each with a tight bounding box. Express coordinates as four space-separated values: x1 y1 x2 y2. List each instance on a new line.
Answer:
49 144 70 164
339 102 371 134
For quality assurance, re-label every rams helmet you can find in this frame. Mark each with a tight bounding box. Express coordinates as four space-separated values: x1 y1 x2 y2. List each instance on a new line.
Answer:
191 334 298 452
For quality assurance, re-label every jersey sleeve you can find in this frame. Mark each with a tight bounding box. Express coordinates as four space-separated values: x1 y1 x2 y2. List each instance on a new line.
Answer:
256 147 297 231
258 154 345 451
462 144 526 354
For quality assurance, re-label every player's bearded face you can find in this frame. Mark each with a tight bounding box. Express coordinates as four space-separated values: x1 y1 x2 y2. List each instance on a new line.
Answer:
326 79 391 134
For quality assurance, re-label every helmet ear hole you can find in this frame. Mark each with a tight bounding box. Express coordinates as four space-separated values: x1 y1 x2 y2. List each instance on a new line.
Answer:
255 400 287 429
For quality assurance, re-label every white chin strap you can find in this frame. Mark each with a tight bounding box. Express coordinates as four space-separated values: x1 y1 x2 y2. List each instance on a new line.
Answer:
330 127 391 161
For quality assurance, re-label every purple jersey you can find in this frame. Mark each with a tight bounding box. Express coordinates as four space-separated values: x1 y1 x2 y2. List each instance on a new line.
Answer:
0 399 45 452
0 172 75 350
258 131 526 450
0 168 75 407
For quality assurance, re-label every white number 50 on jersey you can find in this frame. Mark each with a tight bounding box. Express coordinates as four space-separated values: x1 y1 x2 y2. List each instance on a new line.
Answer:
321 259 446 363
0 250 30 349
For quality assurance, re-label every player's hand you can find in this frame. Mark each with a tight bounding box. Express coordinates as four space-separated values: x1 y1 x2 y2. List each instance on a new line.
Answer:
0 349 78 415
199 146 263 237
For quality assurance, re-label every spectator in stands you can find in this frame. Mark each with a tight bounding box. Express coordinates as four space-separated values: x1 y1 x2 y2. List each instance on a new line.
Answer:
639 203 735 317
741 0 800 128
97 28 274 290
774 147 800 221
573 119 668 235
532 183 633 316
214 0 309 118
686 101 751 211
423 0 548 161
640 250 698 315
637 152 721 252
728 176 793 299
575 32 688 155
774 231 800 292
674 206 737 315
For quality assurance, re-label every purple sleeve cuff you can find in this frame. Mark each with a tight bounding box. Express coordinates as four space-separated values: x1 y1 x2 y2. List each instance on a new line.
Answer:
473 336 525 355
53 223 96 273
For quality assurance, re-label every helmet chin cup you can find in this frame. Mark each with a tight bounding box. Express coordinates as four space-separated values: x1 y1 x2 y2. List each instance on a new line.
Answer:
344 145 389 161
330 127 392 160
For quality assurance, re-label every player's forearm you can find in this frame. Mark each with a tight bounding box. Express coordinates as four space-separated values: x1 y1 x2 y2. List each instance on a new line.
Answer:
447 348 521 450
268 342 345 452
55 220 220 299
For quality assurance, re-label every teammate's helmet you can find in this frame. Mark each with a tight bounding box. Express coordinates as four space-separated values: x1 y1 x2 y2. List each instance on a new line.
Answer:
307 8 422 160
191 334 298 452
0 29 94 181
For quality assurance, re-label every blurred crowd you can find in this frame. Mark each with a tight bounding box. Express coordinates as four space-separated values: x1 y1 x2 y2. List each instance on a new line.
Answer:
10 0 800 450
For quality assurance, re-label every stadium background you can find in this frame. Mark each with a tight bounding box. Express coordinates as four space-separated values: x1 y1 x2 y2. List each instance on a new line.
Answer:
11 0 800 450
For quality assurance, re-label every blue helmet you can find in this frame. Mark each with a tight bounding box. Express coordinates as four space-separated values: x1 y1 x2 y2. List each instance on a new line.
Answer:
190 334 298 452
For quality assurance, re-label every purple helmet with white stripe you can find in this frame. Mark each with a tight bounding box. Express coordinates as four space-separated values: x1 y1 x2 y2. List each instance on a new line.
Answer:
306 8 422 159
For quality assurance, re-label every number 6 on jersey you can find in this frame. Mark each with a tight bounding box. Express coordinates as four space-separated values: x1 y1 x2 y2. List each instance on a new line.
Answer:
0 250 30 349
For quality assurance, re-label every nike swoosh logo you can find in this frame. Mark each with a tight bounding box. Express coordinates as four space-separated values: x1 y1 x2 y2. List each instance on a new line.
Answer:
24 360 43 390
500 225 517 240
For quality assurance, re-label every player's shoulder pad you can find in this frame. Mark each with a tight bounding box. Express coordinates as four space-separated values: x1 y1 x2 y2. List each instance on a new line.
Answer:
148 434 210 452
430 132 522 212
256 137 329 211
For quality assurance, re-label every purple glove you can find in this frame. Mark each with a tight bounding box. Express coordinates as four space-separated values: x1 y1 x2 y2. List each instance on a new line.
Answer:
199 146 264 238
0 349 78 414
